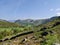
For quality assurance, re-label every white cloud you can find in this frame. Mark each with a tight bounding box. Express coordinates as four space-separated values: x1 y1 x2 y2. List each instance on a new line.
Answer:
56 8 60 11
49 8 60 16
56 12 60 16
55 8 60 16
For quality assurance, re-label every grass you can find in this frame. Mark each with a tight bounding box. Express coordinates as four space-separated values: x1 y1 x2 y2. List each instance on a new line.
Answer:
0 26 34 39
0 16 60 45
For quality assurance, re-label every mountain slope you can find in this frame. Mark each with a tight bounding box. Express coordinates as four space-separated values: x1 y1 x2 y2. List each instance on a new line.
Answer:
0 19 20 28
15 16 60 26
0 16 60 45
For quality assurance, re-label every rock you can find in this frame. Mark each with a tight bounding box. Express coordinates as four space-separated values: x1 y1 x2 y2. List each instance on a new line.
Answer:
0 40 3 42
53 43 60 45
41 32 48 36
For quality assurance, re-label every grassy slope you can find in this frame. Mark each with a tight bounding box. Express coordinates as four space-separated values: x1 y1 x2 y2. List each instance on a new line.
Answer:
0 20 21 39
36 17 60 45
0 20 33 39
0 20 21 28
0 17 60 45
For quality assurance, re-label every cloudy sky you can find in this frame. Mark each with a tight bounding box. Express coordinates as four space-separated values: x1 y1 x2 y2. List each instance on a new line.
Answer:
0 0 60 20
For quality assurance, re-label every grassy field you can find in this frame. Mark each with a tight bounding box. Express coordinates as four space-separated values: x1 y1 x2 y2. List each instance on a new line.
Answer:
0 27 33 39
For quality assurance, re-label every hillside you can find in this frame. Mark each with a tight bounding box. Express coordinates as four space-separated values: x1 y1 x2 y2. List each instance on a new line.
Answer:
15 16 60 26
0 16 60 45
34 16 60 45
0 19 20 28
0 19 33 40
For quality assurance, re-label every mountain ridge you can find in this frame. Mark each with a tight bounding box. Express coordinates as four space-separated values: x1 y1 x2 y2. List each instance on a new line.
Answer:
14 16 60 26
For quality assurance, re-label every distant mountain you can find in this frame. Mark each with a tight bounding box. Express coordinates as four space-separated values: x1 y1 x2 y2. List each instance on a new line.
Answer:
15 16 60 26
15 19 48 26
50 16 60 20
7 20 16 22
15 19 34 26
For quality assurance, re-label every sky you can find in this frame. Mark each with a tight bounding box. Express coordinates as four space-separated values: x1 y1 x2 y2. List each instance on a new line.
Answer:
0 0 60 20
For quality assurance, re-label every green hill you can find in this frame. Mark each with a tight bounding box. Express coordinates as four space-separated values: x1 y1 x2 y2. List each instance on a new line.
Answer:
0 19 33 39
0 19 20 28
0 16 60 45
34 16 60 45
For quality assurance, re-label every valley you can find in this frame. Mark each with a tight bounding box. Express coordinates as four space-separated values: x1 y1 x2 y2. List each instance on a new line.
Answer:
0 16 60 45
